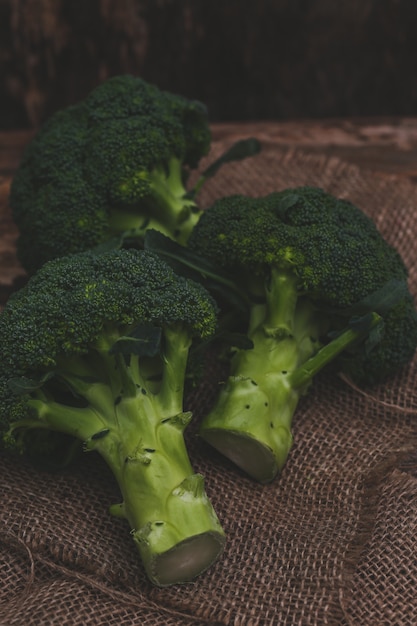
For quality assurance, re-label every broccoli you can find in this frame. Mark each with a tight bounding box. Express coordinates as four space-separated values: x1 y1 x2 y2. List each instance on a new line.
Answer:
187 186 417 482
9 75 209 271
0 248 225 586
10 75 260 272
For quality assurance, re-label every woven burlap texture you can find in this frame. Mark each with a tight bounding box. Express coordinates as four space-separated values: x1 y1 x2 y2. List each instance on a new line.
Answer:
1 144 417 626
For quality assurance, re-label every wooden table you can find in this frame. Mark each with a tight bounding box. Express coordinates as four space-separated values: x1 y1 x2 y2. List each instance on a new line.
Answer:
3 116 417 304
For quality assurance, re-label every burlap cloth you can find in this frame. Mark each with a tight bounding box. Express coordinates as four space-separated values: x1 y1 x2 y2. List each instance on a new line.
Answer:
1 143 417 625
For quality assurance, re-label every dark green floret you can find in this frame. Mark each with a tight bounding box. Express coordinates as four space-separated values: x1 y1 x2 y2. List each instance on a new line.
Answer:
0 248 225 586
187 186 417 482
9 75 212 271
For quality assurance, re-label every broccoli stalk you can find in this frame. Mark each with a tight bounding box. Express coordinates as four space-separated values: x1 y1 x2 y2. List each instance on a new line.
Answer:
0 249 226 586
187 187 417 483
108 158 201 246
13 324 223 585
10 74 261 270
200 269 382 482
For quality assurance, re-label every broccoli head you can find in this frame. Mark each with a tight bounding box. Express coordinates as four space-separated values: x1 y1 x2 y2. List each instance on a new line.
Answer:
187 186 417 482
10 75 211 271
0 247 225 586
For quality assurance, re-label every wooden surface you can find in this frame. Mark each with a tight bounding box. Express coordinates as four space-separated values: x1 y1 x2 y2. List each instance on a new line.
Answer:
2 116 417 304
2 1 417 128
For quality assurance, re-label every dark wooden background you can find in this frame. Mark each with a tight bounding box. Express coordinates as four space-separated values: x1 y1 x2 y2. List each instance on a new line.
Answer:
1 0 417 129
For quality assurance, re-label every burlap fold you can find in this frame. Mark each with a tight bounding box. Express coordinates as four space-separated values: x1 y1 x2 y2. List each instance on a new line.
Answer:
1 144 416 625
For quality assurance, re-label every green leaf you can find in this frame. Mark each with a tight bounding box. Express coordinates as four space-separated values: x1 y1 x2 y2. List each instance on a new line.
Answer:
348 312 378 334
8 372 54 395
361 279 408 315
272 193 300 217
60 374 100 384
91 235 124 254
338 279 408 317
200 138 261 181
110 324 162 357
189 138 261 197
144 229 249 312
364 320 386 354
328 312 383 342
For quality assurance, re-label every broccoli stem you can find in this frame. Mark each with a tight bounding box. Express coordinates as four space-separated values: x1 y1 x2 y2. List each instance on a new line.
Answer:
108 158 202 246
199 328 302 483
96 401 225 587
289 311 382 390
19 326 225 585
148 158 203 245
200 267 382 483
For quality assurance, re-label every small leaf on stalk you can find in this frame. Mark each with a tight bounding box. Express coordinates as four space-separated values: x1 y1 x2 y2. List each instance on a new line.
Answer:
339 279 408 317
199 138 261 182
92 236 124 254
364 320 385 354
272 193 300 217
144 229 249 312
188 137 261 198
8 372 54 395
110 324 162 357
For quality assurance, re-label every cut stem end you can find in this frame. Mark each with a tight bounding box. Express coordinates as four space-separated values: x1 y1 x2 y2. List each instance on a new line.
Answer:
201 428 288 483
137 530 226 587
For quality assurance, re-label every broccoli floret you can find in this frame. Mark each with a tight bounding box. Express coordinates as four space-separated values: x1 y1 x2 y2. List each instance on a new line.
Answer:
0 248 225 586
187 186 417 482
9 75 211 271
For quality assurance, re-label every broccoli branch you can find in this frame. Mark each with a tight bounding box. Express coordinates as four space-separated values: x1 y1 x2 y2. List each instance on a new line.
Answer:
9 325 225 585
108 158 202 246
200 266 383 482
